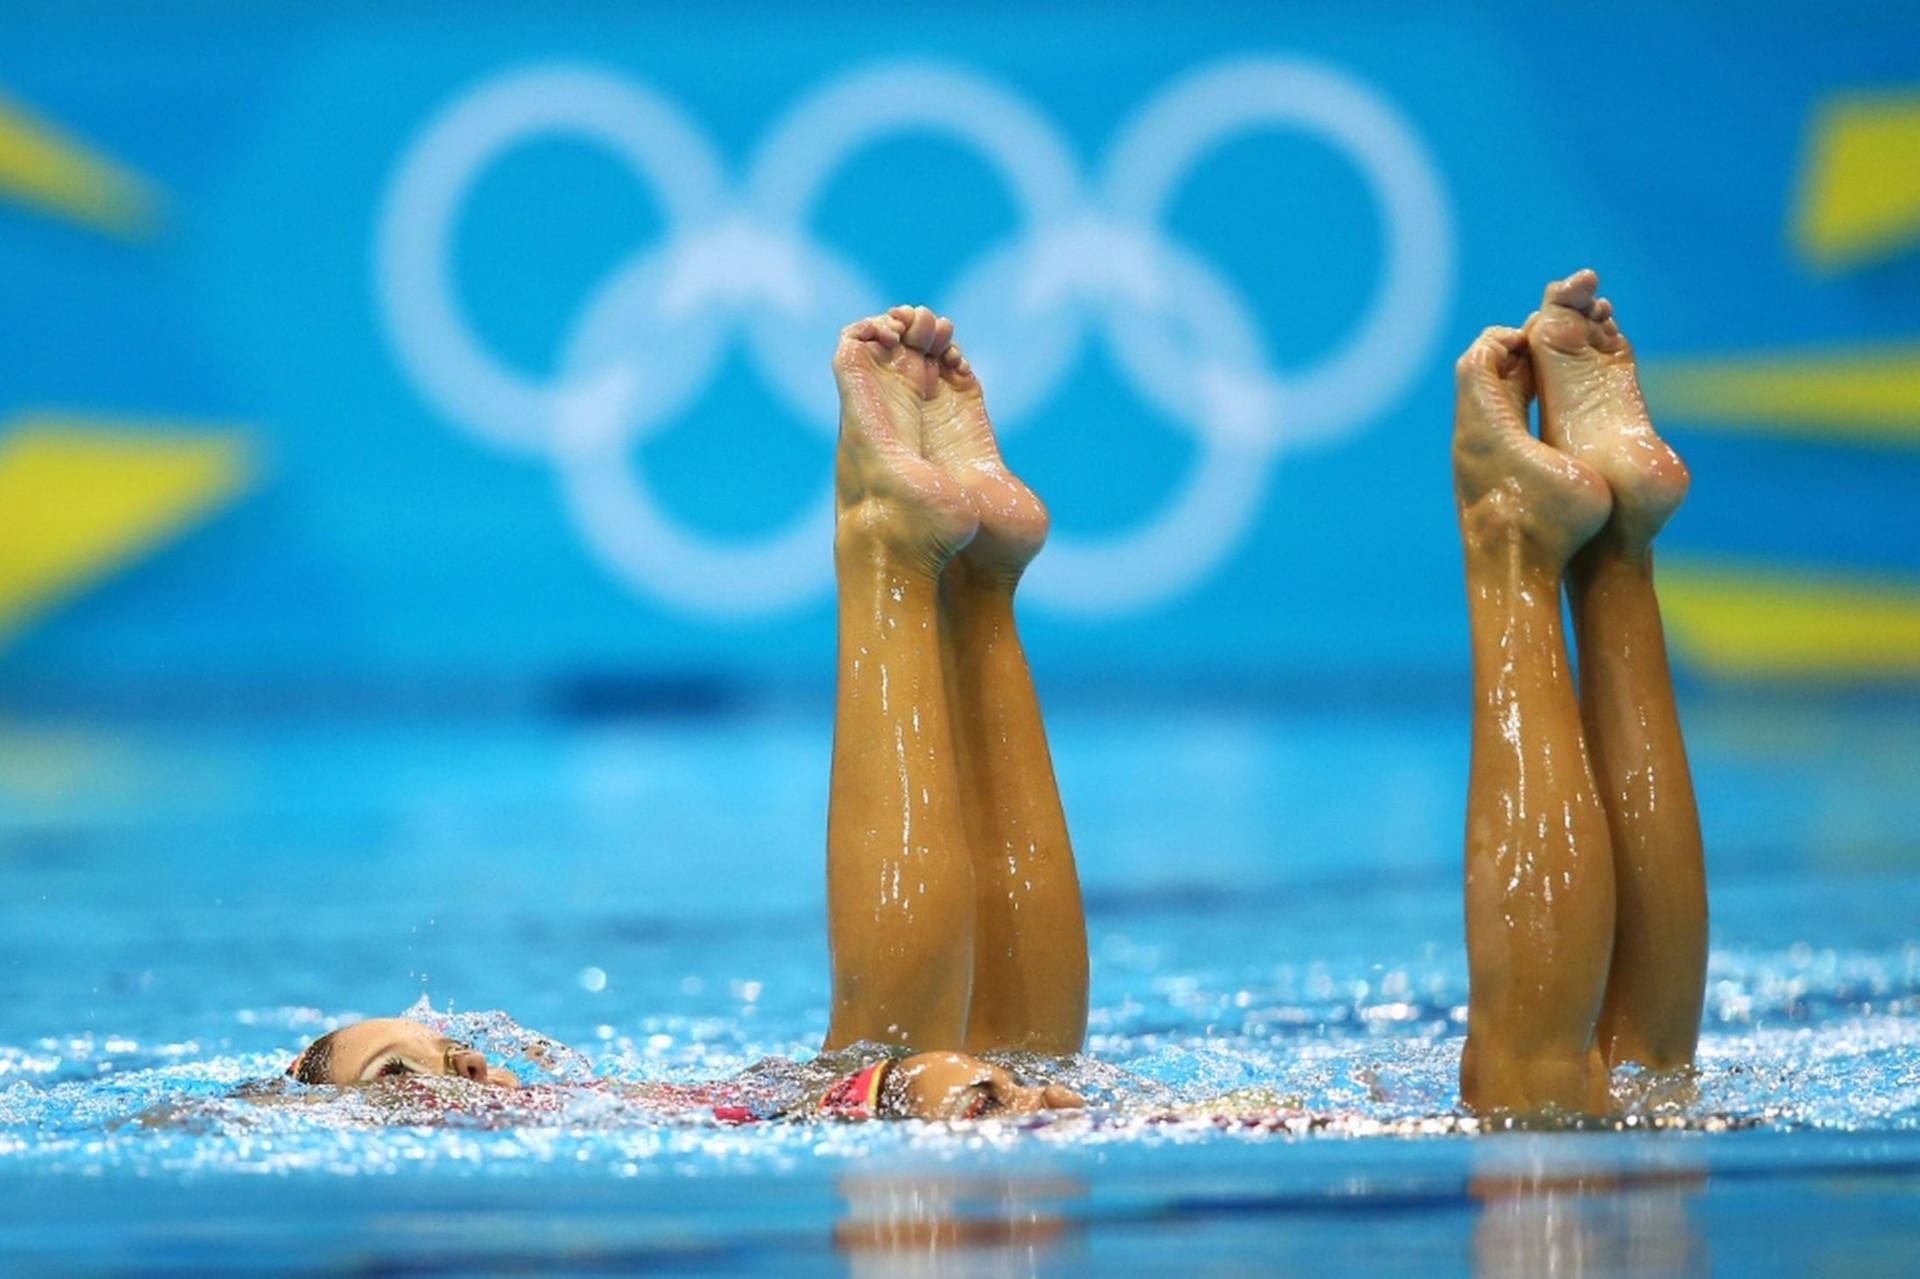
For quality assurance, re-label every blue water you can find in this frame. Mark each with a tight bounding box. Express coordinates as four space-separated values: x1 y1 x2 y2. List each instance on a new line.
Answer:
4 699 1919 1272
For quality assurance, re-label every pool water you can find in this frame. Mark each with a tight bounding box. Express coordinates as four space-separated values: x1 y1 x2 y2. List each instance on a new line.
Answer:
3 698 1918 1271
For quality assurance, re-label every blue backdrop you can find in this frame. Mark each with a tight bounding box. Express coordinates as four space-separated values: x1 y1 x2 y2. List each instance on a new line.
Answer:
3 3 1916 700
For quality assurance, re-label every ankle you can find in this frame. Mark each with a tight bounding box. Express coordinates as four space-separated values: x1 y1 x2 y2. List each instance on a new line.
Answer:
943 553 1023 600
1457 493 1578 574
1570 539 1656 597
1573 522 1656 571
834 502 950 578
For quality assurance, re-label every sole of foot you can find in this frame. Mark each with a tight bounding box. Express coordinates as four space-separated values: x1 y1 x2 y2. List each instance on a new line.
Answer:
889 304 1051 586
1453 324 1611 565
831 306 978 564
1526 269 1689 555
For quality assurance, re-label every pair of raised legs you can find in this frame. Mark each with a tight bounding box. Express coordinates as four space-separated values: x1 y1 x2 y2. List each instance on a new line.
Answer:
822 305 1088 1058
1454 271 1708 1115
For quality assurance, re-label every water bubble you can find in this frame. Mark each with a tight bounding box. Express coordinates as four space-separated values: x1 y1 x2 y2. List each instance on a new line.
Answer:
578 967 609 993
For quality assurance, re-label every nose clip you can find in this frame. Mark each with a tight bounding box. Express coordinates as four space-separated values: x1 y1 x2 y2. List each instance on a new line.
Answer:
444 1043 490 1081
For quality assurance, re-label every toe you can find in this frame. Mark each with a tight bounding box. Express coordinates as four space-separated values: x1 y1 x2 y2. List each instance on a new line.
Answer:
902 305 939 351
1482 324 1527 357
1542 269 1600 315
1455 327 1536 433
1454 326 1525 385
871 314 902 348
832 326 879 373
929 314 954 355
1529 279 1600 356
939 341 976 385
1453 341 1495 388
1591 297 1613 323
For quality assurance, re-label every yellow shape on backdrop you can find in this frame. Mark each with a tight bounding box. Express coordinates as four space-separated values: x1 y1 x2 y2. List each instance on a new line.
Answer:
1642 345 1920 444
0 92 160 239
1794 93 1920 268
0 416 252 640
1658 560 1920 678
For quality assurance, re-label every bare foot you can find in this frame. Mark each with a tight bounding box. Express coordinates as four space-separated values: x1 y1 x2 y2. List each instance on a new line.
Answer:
1453 325 1611 564
1526 270 1689 556
832 306 978 566
894 305 1050 587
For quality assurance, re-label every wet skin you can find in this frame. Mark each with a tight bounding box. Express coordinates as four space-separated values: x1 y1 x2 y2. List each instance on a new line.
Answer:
289 309 1093 1121
292 1020 1082 1121
1455 316 1615 1116
1525 271 1704 1072
1456 269 1705 1116
302 1017 521 1088
824 305 1087 1057
892 1052 1085 1121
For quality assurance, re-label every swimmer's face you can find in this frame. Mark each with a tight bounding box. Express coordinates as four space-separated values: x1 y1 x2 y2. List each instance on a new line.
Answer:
291 1018 520 1088
892 1052 1083 1121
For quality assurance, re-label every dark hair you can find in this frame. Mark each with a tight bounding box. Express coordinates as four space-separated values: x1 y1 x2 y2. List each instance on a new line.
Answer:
875 1059 912 1119
290 1031 340 1085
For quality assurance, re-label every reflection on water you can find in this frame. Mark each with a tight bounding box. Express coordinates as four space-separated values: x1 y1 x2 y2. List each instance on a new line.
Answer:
828 1151 1713 1278
836 1173 1084 1276
1 705 1918 1268
1471 1143 1706 1278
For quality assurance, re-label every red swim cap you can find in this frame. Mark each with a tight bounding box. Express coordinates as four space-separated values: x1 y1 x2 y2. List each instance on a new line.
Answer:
817 1059 892 1120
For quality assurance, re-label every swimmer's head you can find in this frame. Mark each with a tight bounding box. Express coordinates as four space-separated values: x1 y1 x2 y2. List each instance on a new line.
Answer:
288 1018 520 1088
883 1051 1083 1121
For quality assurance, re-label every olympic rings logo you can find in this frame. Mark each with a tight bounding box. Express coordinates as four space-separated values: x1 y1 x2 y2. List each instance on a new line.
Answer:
375 58 1452 616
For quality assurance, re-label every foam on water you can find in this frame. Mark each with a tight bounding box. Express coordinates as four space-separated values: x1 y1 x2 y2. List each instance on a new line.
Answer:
4 707 1918 1268
5 934 1917 1183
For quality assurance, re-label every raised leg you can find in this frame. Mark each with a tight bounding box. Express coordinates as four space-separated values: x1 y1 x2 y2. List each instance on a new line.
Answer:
909 308 1088 1055
1528 270 1707 1071
822 306 981 1052
1454 324 1617 1116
